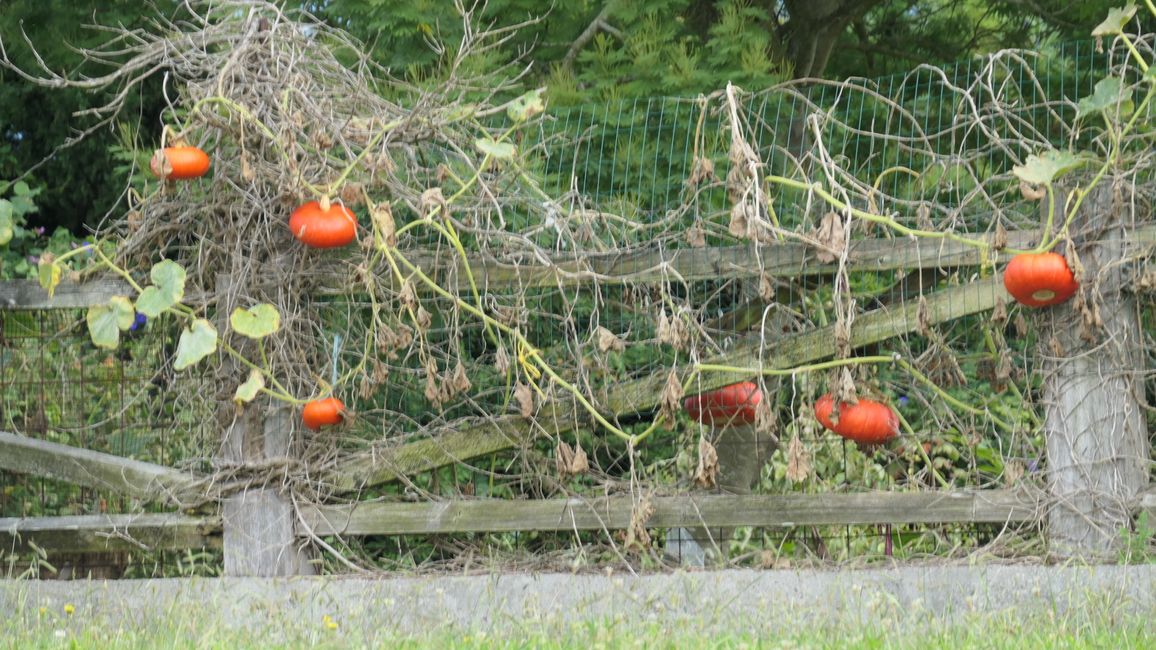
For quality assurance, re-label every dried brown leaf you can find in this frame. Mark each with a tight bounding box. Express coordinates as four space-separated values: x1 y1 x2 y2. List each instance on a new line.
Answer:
835 367 858 405
754 394 777 436
1003 460 1025 487
687 156 715 186
686 224 707 248
916 295 931 337
625 494 655 551
991 297 1008 324
1019 180 1046 201
992 220 1008 251
759 273 776 303
514 382 534 418
693 436 719 488
659 369 685 427
1048 335 1065 357
398 279 418 311
596 326 626 353
556 440 589 477
415 306 432 330
814 211 846 264
834 319 852 359
785 433 812 483
451 360 472 394
1013 313 1028 338
420 187 447 219
372 201 397 248
424 363 442 408
495 346 511 375
916 204 933 230
729 202 750 238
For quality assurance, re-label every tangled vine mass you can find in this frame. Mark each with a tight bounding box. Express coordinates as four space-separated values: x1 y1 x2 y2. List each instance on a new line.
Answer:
4 0 1155 569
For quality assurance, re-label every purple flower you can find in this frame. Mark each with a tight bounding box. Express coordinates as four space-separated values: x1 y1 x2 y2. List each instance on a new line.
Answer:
26 255 38 265
130 312 148 332
32 227 46 236
897 396 910 408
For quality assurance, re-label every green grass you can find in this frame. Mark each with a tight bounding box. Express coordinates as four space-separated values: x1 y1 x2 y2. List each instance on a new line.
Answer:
4 603 1153 649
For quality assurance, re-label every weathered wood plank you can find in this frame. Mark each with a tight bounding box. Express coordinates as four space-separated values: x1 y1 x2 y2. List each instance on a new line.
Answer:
0 278 133 310
0 513 221 553
300 490 1040 536
0 431 201 506
328 276 1006 491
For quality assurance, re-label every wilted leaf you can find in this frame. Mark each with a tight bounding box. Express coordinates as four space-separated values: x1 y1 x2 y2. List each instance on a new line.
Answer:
475 138 516 160
1018 180 1046 201
916 204 933 230
814 211 845 264
992 297 1008 324
785 433 812 483
233 368 265 404
86 296 135 349
835 367 858 405
1048 335 1065 357
992 220 1009 251
596 326 625 352
514 381 534 418
230 304 281 339
1013 313 1028 338
1003 460 1025 487
686 224 707 248
420 187 447 220
1091 4 1137 36
135 260 187 318
687 156 715 186
759 274 776 303
659 369 684 427
728 202 750 238
693 436 719 488
555 440 589 477
173 318 218 370
416 306 432 329
1076 76 1133 119
624 494 654 551
916 295 931 337
371 201 397 249
506 87 545 122
451 360 472 394
37 256 61 299
1012 150 1088 185
495 346 511 374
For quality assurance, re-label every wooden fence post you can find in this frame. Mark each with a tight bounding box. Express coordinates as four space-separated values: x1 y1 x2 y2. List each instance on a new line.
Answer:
1042 182 1150 558
215 275 312 576
220 402 314 576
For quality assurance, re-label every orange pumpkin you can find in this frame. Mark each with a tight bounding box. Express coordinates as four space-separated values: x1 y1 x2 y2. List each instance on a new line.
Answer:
302 397 344 430
149 146 211 180
1002 252 1078 308
814 393 899 444
684 381 762 426
289 201 358 248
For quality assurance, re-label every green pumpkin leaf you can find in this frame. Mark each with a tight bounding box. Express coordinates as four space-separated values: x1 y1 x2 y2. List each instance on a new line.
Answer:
37 259 61 298
506 87 545 122
173 318 218 371
1091 4 1137 36
1076 77 1134 119
233 367 266 404
86 296 135 349
0 200 13 246
230 303 281 339
474 138 516 160
135 260 187 318
1012 150 1088 185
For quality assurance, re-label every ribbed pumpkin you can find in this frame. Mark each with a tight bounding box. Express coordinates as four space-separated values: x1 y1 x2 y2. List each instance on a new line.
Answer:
149 146 211 180
814 393 899 444
684 381 762 426
1002 252 1078 308
289 201 358 248
302 397 344 430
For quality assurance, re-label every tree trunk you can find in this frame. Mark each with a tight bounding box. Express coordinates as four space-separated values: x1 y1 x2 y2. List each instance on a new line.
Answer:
1042 182 1149 559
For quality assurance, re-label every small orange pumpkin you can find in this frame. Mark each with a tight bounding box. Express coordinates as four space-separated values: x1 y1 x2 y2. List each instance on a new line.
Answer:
684 381 762 426
289 201 358 248
302 397 344 430
814 393 899 444
150 146 211 180
1002 252 1078 308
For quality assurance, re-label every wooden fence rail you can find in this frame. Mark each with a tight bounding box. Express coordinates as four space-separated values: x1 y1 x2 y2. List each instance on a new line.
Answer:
0 514 221 554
